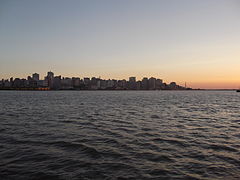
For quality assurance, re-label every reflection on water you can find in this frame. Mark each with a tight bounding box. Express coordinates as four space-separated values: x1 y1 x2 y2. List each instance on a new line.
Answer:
0 91 240 179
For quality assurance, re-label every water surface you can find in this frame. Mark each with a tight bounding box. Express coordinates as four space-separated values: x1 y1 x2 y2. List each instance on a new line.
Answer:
0 91 240 179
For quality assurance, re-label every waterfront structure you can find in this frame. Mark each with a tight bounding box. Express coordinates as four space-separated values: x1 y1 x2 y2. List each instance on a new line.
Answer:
142 77 149 90
32 73 40 81
149 77 156 90
45 71 54 88
0 71 189 90
53 76 61 90
156 79 163 89
129 77 137 90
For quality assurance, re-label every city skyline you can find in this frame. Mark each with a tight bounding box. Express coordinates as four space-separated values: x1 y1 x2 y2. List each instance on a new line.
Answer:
0 0 240 89
1 70 239 90
0 71 188 91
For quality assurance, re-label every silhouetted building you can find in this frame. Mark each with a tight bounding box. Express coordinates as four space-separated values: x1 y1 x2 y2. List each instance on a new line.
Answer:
100 80 107 89
136 81 141 90
53 76 61 90
141 77 149 90
84 78 90 85
37 80 47 87
72 77 81 88
107 79 114 89
4 80 11 88
129 77 136 90
32 73 39 81
156 79 163 89
61 77 72 89
149 77 156 90
13 78 22 88
91 77 98 90
47 71 54 78
10 77 13 87
45 71 54 88
169 82 177 90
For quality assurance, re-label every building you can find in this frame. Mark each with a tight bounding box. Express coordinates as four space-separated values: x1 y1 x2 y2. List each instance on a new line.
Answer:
169 82 177 90
47 71 54 79
107 79 114 89
53 76 61 90
32 73 40 81
91 77 98 90
72 77 81 88
136 81 141 90
141 77 149 90
129 77 137 90
84 78 90 85
61 77 73 89
13 78 22 88
149 77 156 90
156 79 163 89
45 71 54 88
100 80 107 89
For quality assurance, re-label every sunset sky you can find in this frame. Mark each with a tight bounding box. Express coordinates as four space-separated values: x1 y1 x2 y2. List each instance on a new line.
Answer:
0 0 240 89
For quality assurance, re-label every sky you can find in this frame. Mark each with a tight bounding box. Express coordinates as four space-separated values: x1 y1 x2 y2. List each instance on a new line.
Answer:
0 0 240 89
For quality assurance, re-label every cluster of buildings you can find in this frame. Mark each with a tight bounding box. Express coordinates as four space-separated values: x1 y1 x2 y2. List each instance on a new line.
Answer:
0 71 189 90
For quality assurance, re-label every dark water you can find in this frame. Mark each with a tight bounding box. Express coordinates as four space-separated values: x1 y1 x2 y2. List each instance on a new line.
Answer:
0 91 240 180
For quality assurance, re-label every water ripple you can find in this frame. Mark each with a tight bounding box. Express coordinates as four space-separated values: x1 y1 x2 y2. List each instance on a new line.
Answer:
0 91 240 179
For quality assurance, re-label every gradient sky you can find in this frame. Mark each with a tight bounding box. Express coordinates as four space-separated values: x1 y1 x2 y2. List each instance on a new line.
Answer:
0 0 240 89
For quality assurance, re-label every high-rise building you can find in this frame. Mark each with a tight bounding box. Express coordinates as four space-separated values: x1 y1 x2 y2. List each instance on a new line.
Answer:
169 82 177 90
156 79 163 89
107 79 114 88
47 71 54 79
129 77 137 90
141 77 149 90
129 77 136 82
46 71 54 88
100 80 107 89
72 77 80 88
32 73 39 81
136 81 141 90
84 78 90 85
61 77 72 89
53 76 61 90
149 77 156 90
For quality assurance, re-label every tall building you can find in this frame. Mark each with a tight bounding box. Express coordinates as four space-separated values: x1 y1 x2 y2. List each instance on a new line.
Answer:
91 77 98 89
4 80 11 88
32 73 39 81
28 75 37 87
149 77 156 90
107 79 114 88
72 77 80 88
47 71 54 79
129 77 137 90
61 77 72 89
136 81 141 90
169 82 177 90
156 79 163 89
141 77 149 90
84 78 90 85
53 76 61 90
100 80 107 89
46 71 54 88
